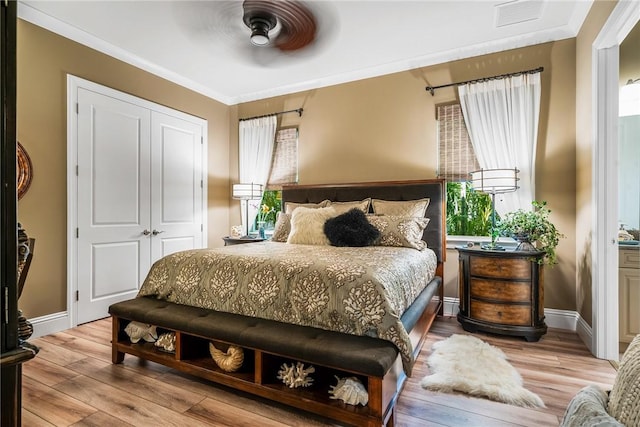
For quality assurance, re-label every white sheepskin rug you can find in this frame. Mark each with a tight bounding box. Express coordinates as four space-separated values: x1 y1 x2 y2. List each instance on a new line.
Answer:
420 334 545 408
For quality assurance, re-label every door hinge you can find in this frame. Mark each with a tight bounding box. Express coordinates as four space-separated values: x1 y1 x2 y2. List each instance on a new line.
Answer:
201 223 203 232
4 288 9 324
76 290 79 302
76 228 79 238
201 136 203 144
76 165 79 176
200 179 203 188
76 103 79 114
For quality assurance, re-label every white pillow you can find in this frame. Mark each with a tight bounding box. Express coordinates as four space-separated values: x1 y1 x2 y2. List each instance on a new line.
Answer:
287 206 338 245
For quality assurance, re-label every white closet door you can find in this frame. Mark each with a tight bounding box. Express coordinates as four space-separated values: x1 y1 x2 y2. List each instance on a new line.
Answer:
150 111 204 260
71 76 207 326
76 88 151 324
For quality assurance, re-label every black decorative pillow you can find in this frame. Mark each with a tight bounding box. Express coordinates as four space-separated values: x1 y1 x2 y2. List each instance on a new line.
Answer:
323 208 380 247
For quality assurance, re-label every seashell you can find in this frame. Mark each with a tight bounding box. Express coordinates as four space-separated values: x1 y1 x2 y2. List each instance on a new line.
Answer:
154 332 176 353
209 343 244 372
329 376 369 406
277 361 315 388
124 321 158 343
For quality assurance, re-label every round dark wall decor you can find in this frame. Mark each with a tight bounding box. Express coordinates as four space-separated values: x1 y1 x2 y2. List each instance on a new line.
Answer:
17 142 33 200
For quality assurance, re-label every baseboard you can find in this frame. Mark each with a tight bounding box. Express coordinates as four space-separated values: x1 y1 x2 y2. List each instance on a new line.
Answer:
443 297 460 317
544 308 579 331
442 298 579 332
29 311 70 339
576 315 593 353
28 305 584 340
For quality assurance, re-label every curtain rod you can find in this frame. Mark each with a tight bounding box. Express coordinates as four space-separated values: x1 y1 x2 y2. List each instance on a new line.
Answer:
239 108 303 122
425 67 544 96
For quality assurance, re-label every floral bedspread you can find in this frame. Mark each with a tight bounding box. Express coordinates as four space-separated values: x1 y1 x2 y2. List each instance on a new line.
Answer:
137 241 437 375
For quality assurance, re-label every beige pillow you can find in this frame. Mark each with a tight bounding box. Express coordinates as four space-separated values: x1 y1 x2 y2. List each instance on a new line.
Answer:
367 215 430 250
371 198 430 217
287 206 337 245
284 199 331 214
271 212 291 242
328 198 371 215
608 334 640 425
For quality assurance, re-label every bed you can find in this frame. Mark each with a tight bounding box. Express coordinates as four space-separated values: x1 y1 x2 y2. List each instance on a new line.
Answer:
109 179 445 427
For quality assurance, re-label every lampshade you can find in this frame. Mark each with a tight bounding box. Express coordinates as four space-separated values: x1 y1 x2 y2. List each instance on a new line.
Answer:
232 183 263 200
620 79 640 117
470 168 519 194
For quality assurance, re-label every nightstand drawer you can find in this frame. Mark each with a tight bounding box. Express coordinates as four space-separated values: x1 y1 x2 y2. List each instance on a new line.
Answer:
470 256 530 279
619 249 640 269
470 279 531 302
470 300 531 326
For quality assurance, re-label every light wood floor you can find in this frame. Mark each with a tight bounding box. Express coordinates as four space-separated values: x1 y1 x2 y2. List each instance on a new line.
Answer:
21 316 617 426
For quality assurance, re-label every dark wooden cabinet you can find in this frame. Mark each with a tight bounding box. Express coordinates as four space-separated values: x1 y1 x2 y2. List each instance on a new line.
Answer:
2 3 38 426
457 246 547 342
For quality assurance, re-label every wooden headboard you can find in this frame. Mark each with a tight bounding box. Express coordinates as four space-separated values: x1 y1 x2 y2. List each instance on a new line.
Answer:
282 179 446 264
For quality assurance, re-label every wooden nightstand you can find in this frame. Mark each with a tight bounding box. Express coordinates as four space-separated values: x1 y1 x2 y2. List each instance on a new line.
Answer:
456 246 547 342
222 236 266 246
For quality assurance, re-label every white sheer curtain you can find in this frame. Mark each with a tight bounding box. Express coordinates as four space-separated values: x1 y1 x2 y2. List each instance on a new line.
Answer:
239 115 277 231
458 72 541 214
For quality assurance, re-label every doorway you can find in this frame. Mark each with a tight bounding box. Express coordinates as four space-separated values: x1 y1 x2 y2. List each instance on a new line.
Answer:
593 1 640 360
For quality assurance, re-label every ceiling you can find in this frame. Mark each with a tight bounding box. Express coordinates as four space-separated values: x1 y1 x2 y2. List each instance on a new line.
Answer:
18 0 593 106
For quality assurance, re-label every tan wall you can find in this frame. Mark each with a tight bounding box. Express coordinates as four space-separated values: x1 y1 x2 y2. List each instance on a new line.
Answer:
574 0 619 327
17 20 232 318
18 8 620 320
237 41 578 309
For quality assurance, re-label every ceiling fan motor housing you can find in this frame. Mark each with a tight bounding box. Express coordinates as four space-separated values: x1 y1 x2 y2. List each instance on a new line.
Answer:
242 0 317 51
245 13 277 46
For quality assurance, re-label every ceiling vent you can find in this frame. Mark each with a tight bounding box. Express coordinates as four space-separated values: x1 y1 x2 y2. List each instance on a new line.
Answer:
495 0 544 27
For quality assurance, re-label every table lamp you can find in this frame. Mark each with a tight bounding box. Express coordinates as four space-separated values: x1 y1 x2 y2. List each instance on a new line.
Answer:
470 168 519 250
232 183 263 238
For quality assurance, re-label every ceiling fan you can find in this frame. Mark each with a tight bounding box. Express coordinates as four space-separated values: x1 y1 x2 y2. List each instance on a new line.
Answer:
242 0 317 52
175 0 332 66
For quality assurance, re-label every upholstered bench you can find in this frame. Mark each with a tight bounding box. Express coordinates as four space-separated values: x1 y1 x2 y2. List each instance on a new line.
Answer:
109 291 447 427
109 296 399 377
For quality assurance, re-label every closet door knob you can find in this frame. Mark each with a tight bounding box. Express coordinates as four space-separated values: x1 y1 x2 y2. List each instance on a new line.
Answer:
152 229 165 236
142 229 151 236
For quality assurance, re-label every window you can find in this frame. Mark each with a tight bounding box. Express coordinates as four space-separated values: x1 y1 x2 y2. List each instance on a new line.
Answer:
254 128 298 230
267 127 298 189
436 104 493 236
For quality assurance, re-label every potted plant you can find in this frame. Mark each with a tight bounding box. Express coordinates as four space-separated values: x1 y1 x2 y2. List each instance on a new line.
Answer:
497 201 565 265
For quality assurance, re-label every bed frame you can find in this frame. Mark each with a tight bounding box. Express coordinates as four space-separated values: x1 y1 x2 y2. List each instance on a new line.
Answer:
109 179 445 427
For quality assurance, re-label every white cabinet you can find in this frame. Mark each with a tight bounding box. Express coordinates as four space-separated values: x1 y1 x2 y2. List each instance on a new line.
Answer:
619 247 640 345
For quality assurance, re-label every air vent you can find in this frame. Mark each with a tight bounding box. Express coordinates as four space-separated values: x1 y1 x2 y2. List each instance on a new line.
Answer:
495 0 544 28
